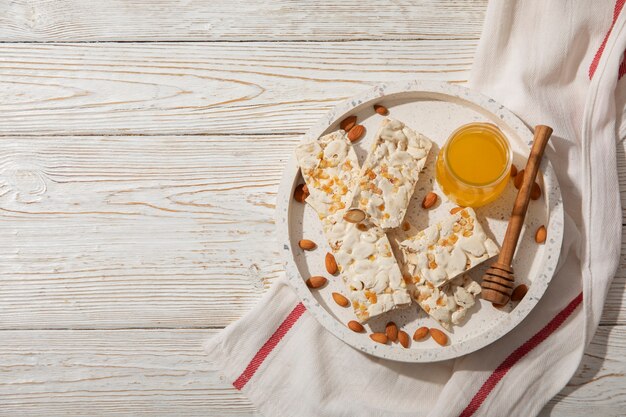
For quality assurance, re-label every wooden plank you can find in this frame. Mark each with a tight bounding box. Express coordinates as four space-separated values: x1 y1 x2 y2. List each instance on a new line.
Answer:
0 41 476 136
0 329 261 416
1 134 625 329
0 0 486 42
0 327 623 416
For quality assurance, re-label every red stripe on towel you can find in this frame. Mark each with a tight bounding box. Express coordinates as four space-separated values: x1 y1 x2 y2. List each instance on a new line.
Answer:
233 302 306 390
589 0 626 79
618 51 626 79
458 292 583 417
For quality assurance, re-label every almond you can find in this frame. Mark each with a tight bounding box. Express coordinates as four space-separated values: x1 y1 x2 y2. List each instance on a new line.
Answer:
347 124 365 142
385 322 398 342
514 169 524 189
530 182 542 200
430 328 448 346
402 221 411 231
398 330 410 348
374 104 389 115
450 206 464 215
294 183 309 203
413 327 429 341
535 225 547 244
332 292 350 307
370 332 388 344
306 276 327 289
343 208 366 223
492 301 508 309
340 115 357 132
325 252 338 275
422 192 438 209
511 284 528 302
510 164 518 177
298 239 317 250
348 320 365 333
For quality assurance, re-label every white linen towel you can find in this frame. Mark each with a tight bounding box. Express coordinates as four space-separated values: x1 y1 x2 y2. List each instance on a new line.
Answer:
206 2 626 416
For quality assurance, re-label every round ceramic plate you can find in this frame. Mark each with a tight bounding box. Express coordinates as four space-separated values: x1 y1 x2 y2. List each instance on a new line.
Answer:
276 80 563 362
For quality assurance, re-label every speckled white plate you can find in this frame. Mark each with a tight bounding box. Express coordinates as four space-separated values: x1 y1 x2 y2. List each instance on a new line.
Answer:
276 80 563 362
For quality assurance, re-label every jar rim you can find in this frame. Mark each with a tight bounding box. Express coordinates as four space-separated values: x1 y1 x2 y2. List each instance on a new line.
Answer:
442 122 512 188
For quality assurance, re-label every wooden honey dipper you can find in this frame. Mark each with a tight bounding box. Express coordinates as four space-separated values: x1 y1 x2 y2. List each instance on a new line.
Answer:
481 125 553 305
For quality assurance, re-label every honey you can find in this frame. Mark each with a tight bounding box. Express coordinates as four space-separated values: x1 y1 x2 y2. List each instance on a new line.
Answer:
436 123 511 207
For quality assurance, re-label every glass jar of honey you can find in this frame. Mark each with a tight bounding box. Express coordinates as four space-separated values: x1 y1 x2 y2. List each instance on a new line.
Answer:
436 123 511 207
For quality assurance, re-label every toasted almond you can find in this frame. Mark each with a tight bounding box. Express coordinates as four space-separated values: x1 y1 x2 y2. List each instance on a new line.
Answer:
325 252 339 275
530 182 542 200
306 276 327 289
413 327 429 341
492 301 508 309
514 169 524 189
294 183 309 203
422 192 438 209
398 330 410 348
343 208 366 223
450 206 464 215
385 322 398 342
402 221 411 231
511 284 528 302
374 104 389 115
430 328 448 346
347 125 365 142
348 320 365 333
510 164 518 177
298 239 317 250
535 225 547 244
370 332 388 344
340 115 357 132
332 292 350 307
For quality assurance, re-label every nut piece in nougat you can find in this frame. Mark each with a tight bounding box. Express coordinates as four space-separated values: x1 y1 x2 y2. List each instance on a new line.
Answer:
400 207 499 288
351 118 432 229
294 131 360 219
322 212 411 323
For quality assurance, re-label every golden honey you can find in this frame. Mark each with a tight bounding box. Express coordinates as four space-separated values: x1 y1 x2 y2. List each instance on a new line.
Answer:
436 123 511 207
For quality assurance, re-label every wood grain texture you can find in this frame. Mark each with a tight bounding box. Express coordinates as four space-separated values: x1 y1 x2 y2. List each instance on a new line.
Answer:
0 0 486 42
1 134 625 330
0 327 622 417
0 41 476 136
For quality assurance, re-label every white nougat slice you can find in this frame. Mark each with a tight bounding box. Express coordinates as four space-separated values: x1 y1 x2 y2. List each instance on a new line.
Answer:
351 118 432 229
294 131 360 220
400 207 499 288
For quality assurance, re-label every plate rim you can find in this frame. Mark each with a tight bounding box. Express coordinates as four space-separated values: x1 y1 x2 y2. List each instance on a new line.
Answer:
275 80 564 362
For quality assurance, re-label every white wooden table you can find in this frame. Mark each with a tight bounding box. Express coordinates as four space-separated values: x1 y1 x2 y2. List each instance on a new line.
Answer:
0 1 624 415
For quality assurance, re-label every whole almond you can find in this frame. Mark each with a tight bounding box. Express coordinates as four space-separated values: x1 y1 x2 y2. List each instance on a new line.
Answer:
422 192 438 209
413 327 429 341
402 221 411 231
510 164 518 177
385 322 398 342
298 239 317 250
343 208 366 223
347 125 365 142
340 115 357 132
398 331 410 348
514 169 524 189
374 104 389 115
511 284 528 302
530 182 542 200
306 276 327 289
348 320 365 333
535 225 547 244
294 183 309 203
492 301 508 309
430 328 448 346
450 206 464 215
332 292 350 307
325 252 339 275
370 332 388 344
